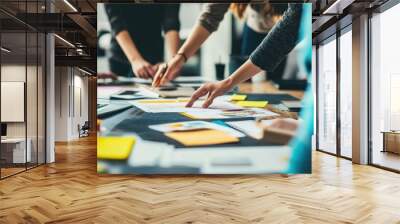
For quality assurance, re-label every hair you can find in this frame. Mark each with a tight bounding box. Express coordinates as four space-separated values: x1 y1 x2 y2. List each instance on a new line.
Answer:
229 3 249 19
229 3 277 20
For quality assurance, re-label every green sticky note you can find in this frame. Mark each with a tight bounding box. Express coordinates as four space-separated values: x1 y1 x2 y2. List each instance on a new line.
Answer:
236 101 268 108
230 94 247 101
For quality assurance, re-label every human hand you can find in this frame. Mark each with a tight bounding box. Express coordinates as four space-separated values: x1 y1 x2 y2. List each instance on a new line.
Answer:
97 72 118 80
152 54 185 87
269 118 299 131
151 62 164 73
186 79 234 108
131 58 156 79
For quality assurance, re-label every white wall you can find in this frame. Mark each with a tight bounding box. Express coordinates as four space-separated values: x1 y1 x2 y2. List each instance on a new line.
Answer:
200 5 232 81
54 67 89 141
54 66 69 141
179 3 202 39
1 65 32 138
1 62 47 163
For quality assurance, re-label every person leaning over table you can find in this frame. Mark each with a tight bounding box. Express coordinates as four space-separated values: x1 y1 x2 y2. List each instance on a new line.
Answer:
152 3 303 105
155 3 310 173
104 4 180 79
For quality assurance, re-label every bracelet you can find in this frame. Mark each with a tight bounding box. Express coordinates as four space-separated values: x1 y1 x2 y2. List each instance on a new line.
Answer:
176 52 188 62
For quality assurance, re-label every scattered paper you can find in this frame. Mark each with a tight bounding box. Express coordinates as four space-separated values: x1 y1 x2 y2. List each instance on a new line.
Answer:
181 108 278 119
174 76 209 82
282 100 302 109
150 121 209 132
149 121 245 137
140 85 196 98
128 138 174 167
166 146 290 174
98 86 128 99
178 83 204 88
131 98 241 113
227 120 275 139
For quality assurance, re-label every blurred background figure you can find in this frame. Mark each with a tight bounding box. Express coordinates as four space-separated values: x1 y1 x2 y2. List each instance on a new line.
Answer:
229 3 287 82
229 3 308 85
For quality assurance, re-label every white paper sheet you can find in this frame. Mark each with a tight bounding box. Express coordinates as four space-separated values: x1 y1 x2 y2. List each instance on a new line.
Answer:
174 76 210 82
226 120 275 139
178 83 204 88
282 100 302 109
131 99 242 113
182 108 278 119
160 146 290 174
128 136 175 167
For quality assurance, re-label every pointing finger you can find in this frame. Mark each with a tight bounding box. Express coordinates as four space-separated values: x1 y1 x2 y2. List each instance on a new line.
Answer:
186 86 208 107
202 92 217 108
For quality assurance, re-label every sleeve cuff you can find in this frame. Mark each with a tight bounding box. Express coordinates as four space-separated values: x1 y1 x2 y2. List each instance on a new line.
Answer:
109 18 127 36
249 51 275 72
163 20 180 33
198 20 216 33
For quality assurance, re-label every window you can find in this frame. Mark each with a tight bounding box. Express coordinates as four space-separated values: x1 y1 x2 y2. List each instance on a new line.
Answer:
339 27 352 158
370 2 400 171
317 35 337 154
0 1 47 179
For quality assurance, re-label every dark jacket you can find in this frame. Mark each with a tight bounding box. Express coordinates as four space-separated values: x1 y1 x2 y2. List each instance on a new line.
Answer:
249 4 303 72
105 4 180 64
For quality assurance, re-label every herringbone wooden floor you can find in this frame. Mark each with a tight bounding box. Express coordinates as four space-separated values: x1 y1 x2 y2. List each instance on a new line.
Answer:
1 136 400 224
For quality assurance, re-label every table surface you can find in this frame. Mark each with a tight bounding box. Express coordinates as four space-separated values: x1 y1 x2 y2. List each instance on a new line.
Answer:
381 131 400 134
238 82 304 99
98 81 305 174
1 138 27 143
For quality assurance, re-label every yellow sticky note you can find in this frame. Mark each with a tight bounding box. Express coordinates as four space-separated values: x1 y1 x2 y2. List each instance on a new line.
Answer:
97 136 135 160
236 101 268 108
230 94 247 101
180 112 197 119
165 129 239 146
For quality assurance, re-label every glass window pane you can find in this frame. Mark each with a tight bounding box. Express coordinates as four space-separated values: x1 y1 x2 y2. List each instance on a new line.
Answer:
371 3 400 171
27 31 38 169
339 29 352 158
1 31 28 177
38 32 45 165
317 37 337 154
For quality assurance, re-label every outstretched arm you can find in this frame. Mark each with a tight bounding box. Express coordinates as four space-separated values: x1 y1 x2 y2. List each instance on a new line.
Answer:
187 4 305 108
186 59 262 108
152 3 230 87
